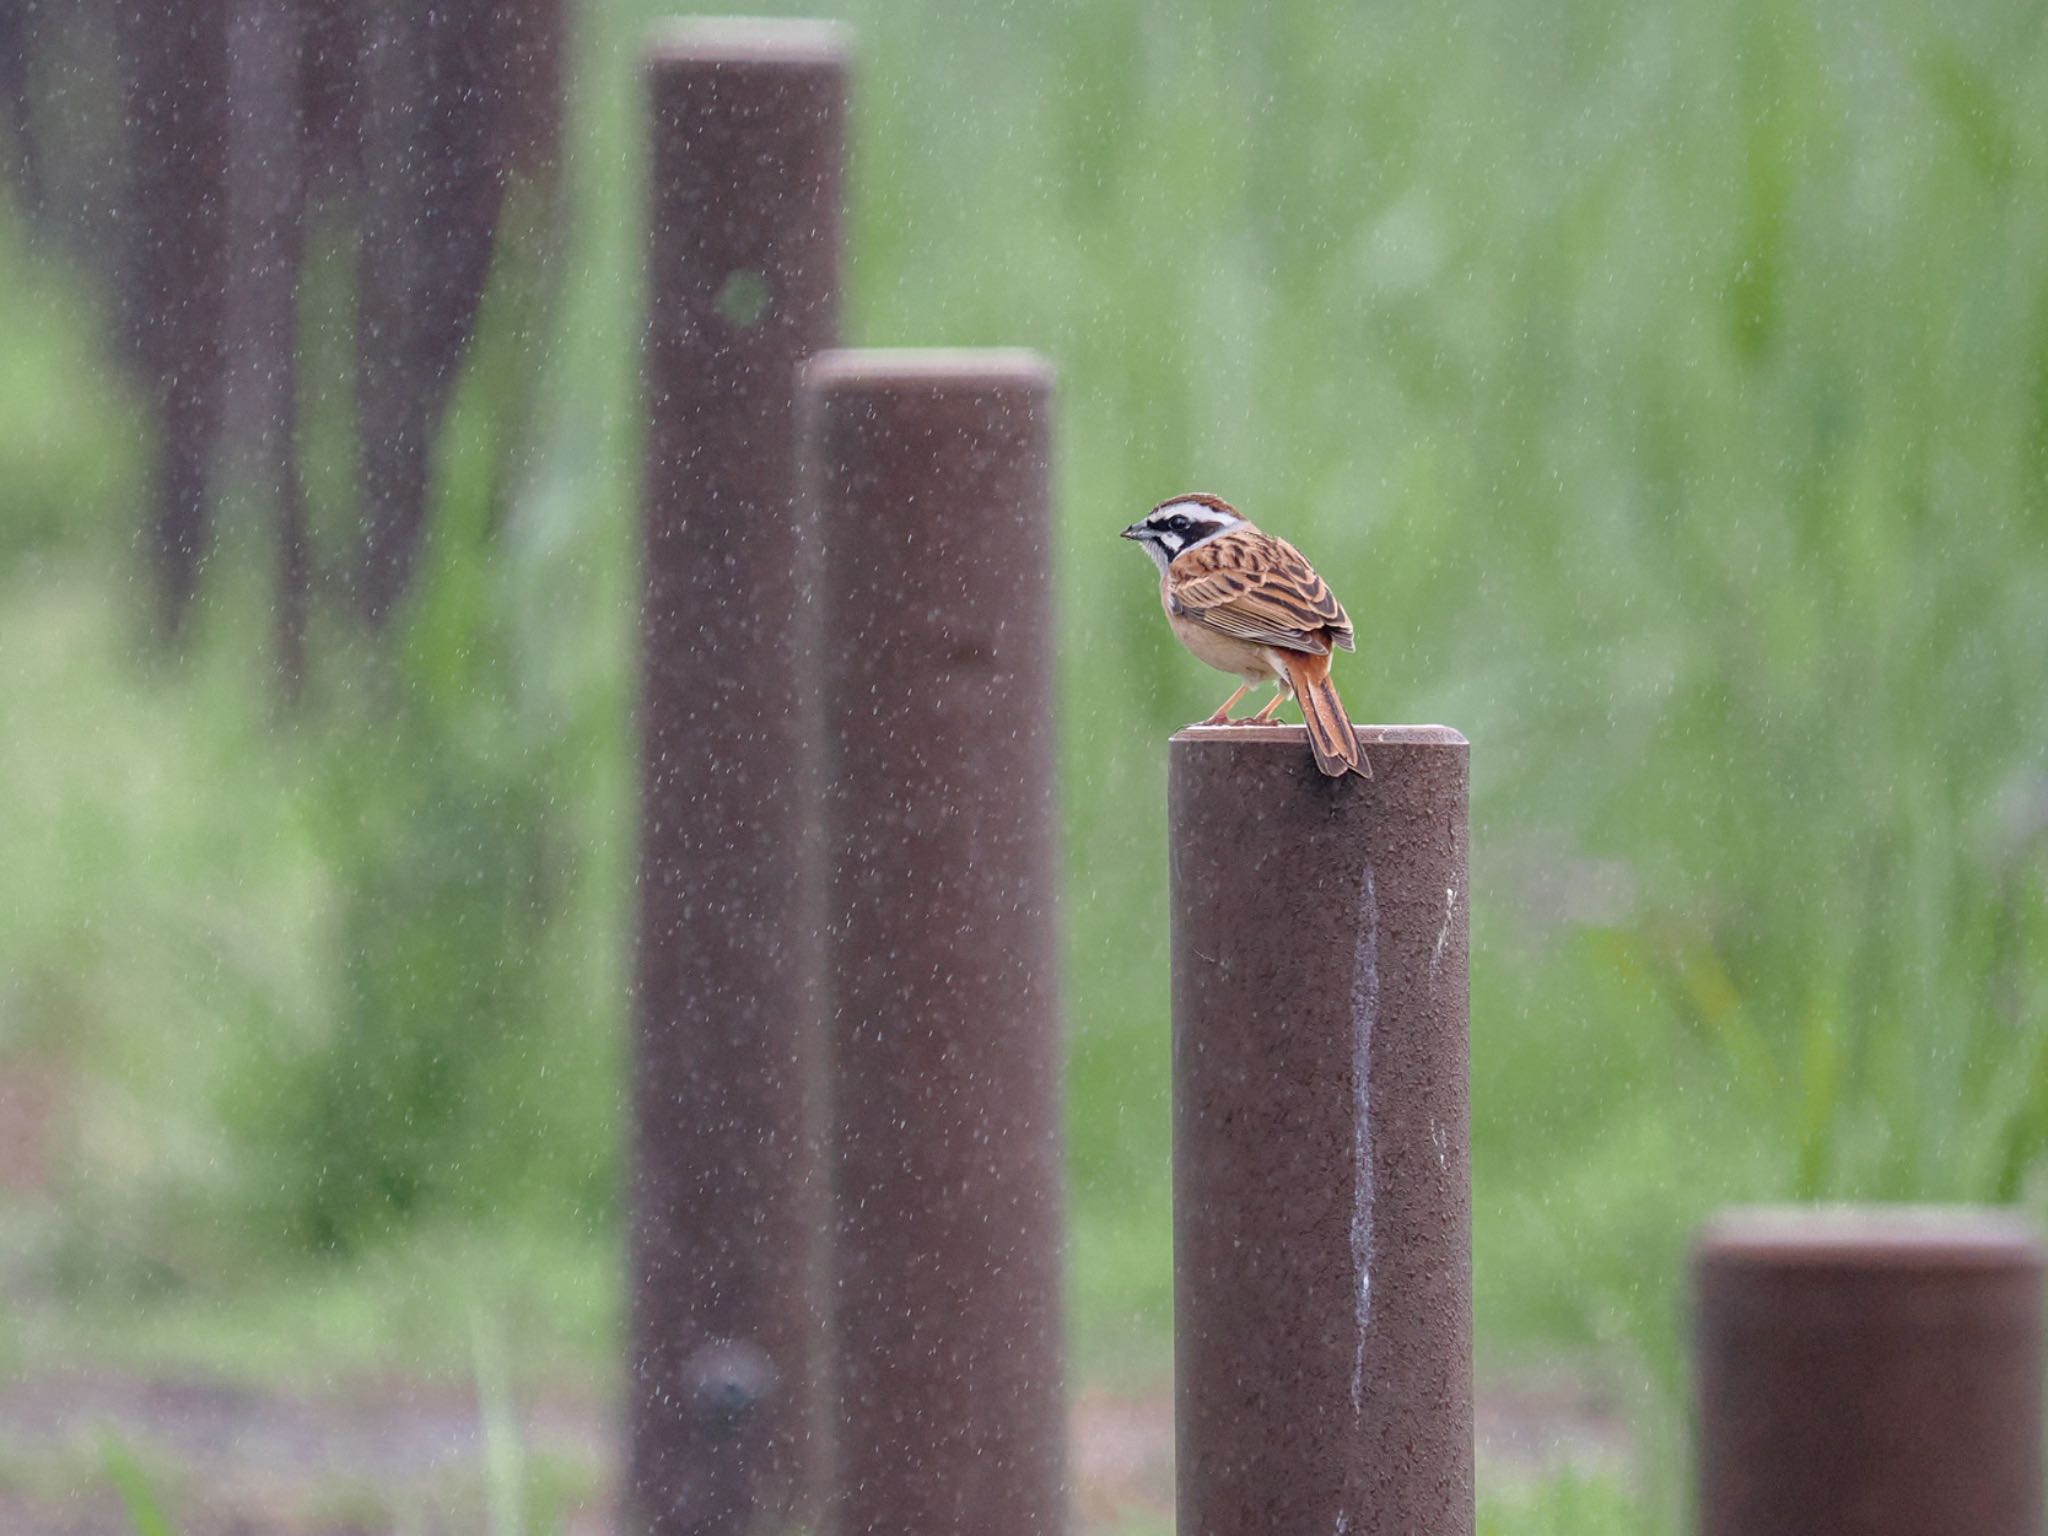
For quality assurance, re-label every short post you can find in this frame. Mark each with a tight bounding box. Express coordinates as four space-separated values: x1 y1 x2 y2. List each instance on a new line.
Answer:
806 351 1066 1536
1170 725 1472 1536
1694 1207 2045 1536
630 20 846 1536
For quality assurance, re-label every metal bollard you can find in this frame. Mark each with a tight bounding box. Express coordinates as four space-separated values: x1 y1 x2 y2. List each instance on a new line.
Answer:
630 20 847 1536
807 351 1067 1536
1694 1206 2045 1536
1170 725 1472 1536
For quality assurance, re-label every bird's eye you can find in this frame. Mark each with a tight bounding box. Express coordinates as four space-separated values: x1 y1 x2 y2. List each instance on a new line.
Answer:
1170 516 1189 533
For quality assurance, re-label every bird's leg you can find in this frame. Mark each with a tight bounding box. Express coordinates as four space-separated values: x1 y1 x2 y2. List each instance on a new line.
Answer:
1248 687 1290 723
1200 681 1253 726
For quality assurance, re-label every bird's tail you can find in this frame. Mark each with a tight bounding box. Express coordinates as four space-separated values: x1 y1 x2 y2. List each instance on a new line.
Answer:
1283 654 1371 779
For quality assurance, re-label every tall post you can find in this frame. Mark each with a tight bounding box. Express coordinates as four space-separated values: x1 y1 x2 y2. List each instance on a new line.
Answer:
1170 725 1471 1536
1694 1207 2045 1536
807 352 1067 1536
631 21 846 1536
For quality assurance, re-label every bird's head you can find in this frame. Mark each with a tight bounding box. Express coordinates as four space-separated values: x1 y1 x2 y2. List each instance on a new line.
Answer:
1121 493 1244 575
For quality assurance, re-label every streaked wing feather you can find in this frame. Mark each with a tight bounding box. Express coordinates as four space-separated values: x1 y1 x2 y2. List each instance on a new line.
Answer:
1169 529 1353 657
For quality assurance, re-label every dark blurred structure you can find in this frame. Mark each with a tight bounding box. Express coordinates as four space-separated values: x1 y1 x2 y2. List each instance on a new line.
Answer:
0 0 41 209
119 0 231 639
224 0 309 686
810 351 1067 1535
0 0 565 643
354 0 563 626
1695 1208 2045 1536
1171 726 1472 1536
630 22 845 1536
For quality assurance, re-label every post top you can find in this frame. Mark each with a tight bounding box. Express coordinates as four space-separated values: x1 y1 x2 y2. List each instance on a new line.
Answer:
803 349 1053 393
1170 722 1468 749
1696 1205 2044 1271
645 17 851 69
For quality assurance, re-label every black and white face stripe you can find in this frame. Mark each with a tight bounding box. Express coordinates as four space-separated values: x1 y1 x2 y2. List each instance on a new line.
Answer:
1120 495 1242 573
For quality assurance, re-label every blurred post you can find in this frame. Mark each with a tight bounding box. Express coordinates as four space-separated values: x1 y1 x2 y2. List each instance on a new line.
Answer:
631 21 846 1536
806 352 1066 1536
1694 1208 2044 1536
1170 725 1472 1536
120 0 232 639
223 0 308 696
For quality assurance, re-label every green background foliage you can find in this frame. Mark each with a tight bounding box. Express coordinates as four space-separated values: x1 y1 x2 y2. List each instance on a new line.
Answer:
4 0 2047 1526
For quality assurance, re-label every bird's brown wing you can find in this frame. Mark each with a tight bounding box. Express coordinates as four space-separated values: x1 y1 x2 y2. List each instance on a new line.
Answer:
1168 527 1354 656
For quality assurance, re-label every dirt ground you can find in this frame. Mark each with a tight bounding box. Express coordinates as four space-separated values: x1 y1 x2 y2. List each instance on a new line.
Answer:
0 1060 1628 1531
0 1365 1628 1534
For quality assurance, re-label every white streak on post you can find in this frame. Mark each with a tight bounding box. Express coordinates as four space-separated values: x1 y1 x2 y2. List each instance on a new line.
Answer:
1349 863 1380 1416
1432 885 1457 982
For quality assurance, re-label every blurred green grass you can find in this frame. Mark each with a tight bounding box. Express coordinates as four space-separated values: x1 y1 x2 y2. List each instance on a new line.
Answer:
4 0 2048 1526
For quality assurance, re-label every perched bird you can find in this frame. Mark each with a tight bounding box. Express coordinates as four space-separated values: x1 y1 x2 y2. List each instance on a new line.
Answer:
1122 493 1370 778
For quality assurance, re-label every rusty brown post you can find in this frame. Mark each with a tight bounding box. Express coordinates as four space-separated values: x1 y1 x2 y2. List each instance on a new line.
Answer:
631 20 846 1536
1694 1207 2045 1536
120 0 232 638
1170 725 1471 1536
806 351 1066 1536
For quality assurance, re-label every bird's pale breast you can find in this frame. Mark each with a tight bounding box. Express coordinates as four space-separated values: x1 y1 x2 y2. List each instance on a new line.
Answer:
1160 574 1287 682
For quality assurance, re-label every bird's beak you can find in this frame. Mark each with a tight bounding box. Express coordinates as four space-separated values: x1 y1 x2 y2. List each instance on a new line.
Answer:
1120 523 1143 540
